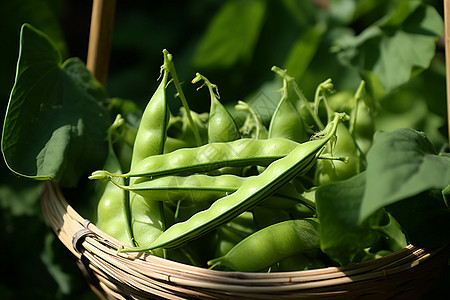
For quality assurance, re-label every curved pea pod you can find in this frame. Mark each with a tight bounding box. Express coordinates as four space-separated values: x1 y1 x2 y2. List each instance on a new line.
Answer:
95 115 133 246
130 72 169 166
118 113 344 252
107 173 313 209
91 137 301 179
315 122 361 185
268 74 308 143
192 73 240 143
127 53 171 254
208 218 320 272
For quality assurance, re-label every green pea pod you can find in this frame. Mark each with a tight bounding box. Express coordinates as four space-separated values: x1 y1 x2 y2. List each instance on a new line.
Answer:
208 218 320 272
276 251 327 271
119 113 344 252
106 173 314 209
353 98 375 155
128 51 171 253
252 206 291 229
90 137 301 179
315 122 361 185
269 69 307 143
163 109 209 153
192 73 240 143
213 212 257 258
235 101 268 139
95 115 133 246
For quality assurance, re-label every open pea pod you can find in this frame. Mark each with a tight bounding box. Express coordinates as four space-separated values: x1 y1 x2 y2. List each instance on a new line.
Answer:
119 113 345 252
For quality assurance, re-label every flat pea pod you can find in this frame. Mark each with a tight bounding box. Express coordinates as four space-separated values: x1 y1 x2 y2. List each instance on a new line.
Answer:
128 52 170 253
95 115 133 245
107 173 314 209
208 218 320 272
192 73 240 143
269 68 308 143
119 113 343 252
91 137 301 179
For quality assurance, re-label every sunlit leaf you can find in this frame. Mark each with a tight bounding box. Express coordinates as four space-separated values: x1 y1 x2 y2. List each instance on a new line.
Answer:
1 24 110 187
361 128 450 221
335 2 443 95
193 0 267 69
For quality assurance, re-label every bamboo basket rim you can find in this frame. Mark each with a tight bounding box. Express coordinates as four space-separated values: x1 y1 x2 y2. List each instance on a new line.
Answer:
41 180 450 299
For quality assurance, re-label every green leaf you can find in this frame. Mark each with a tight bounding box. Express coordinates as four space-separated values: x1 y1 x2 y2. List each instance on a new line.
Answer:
316 172 383 265
1 24 110 187
283 22 326 82
193 0 267 69
335 2 443 95
386 190 450 248
361 128 450 222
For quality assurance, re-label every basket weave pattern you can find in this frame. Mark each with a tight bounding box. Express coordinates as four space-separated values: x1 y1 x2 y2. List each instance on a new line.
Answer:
41 181 449 299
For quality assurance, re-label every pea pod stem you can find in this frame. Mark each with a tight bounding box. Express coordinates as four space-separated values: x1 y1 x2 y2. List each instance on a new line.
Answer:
271 66 325 130
192 72 218 98
235 101 268 139
314 78 335 124
348 80 366 137
119 113 344 252
163 49 203 147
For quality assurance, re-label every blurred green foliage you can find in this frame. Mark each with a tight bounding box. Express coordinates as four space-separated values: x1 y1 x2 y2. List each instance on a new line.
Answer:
0 0 448 299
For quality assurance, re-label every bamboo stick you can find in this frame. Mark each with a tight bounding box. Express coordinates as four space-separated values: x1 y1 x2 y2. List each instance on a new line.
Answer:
445 0 450 142
86 0 116 85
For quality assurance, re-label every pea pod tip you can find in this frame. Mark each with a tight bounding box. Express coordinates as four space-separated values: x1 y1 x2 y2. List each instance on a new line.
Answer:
89 170 111 181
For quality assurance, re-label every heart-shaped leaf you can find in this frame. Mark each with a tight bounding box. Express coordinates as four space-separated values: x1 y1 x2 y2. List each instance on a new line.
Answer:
335 2 443 95
361 128 450 221
1 24 110 187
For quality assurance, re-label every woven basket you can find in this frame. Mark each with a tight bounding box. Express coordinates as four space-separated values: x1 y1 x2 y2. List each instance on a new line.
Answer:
41 180 450 300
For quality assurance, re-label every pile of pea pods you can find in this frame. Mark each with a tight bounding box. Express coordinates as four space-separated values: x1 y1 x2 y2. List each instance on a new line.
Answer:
89 49 369 272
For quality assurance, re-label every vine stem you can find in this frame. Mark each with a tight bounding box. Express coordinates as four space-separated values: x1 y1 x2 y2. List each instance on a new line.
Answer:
163 49 203 146
445 0 450 143
86 0 116 85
